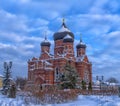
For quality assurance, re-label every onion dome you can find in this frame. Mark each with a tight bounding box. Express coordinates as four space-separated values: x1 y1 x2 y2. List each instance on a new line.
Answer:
53 18 74 41
76 35 86 49
63 34 74 43
41 36 51 47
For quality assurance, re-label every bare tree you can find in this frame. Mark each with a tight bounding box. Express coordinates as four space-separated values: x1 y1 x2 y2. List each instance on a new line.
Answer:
106 77 119 83
15 77 27 90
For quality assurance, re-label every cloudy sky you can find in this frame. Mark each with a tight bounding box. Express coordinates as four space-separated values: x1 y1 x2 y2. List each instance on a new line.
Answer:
0 0 120 81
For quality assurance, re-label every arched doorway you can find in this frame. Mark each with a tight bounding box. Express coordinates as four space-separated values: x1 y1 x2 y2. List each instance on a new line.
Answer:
35 77 44 91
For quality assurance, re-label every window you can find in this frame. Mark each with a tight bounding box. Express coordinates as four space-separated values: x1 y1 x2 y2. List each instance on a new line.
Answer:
84 70 89 83
30 63 35 71
55 67 60 82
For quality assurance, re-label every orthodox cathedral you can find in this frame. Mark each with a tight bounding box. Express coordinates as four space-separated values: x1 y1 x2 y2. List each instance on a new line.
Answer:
27 19 92 88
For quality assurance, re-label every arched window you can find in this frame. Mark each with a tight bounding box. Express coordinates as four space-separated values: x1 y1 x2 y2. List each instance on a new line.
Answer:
55 67 60 82
84 69 89 83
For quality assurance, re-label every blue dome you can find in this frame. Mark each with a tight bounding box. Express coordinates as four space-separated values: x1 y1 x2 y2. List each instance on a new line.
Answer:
41 37 51 47
76 39 86 49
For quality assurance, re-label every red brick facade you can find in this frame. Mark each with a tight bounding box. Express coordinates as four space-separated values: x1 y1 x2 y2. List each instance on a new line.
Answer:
27 20 92 88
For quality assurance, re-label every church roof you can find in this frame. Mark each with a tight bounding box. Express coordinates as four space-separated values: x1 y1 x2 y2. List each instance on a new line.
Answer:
53 19 74 41
63 34 74 43
76 35 86 49
41 36 51 47
58 24 71 32
76 42 86 49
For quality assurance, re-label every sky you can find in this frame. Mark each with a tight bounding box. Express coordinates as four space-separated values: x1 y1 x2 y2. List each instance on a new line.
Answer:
0 0 120 82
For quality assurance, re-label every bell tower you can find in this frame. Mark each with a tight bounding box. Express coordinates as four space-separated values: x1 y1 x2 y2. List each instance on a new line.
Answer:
41 34 51 54
40 34 51 60
76 34 92 83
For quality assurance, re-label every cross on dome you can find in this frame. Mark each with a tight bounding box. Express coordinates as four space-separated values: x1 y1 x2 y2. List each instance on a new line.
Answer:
58 18 70 32
80 33 82 43
41 31 51 47
76 33 86 49
44 31 47 40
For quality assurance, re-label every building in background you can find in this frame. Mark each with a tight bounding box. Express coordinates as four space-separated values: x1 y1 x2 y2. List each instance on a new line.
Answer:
27 19 92 89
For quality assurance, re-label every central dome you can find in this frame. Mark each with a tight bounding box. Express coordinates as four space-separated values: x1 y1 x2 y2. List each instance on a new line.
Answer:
53 19 74 41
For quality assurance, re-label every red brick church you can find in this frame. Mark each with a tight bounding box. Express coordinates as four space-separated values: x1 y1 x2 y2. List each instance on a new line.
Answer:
27 19 92 88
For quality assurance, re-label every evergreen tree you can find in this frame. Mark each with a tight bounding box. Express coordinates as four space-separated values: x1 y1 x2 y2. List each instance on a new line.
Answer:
81 80 86 90
59 62 79 89
88 82 92 90
2 62 12 95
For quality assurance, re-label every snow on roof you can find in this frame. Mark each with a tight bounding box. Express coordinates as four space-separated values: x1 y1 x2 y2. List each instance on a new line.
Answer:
76 55 85 62
63 34 72 39
45 67 53 70
44 60 52 66
109 83 116 86
44 51 54 58
96 80 100 85
58 26 71 32
42 39 49 43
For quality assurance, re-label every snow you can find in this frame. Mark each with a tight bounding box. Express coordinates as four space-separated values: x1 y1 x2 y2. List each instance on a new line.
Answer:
76 55 85 62
0 74 3 78
58 26 71 32
0 93 120 106
42 39 50 43
44 60 52 66
44 51 54 58
63 34 72 39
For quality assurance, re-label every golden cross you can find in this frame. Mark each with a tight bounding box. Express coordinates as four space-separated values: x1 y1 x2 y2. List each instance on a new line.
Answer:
80 33 82 42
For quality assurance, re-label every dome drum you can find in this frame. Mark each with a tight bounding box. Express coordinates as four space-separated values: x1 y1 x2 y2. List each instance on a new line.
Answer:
54 32 74 41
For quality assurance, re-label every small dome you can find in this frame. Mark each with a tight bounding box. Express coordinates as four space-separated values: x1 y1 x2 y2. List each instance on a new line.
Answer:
63 34 74 43
41 37 51 47
53 19 74 41
76 37 86 49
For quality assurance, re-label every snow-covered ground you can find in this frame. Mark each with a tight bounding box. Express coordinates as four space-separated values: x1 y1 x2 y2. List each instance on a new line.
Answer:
0 94 120 106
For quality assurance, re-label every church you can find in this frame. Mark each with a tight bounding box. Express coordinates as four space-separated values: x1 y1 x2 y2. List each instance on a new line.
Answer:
27 19 92 89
